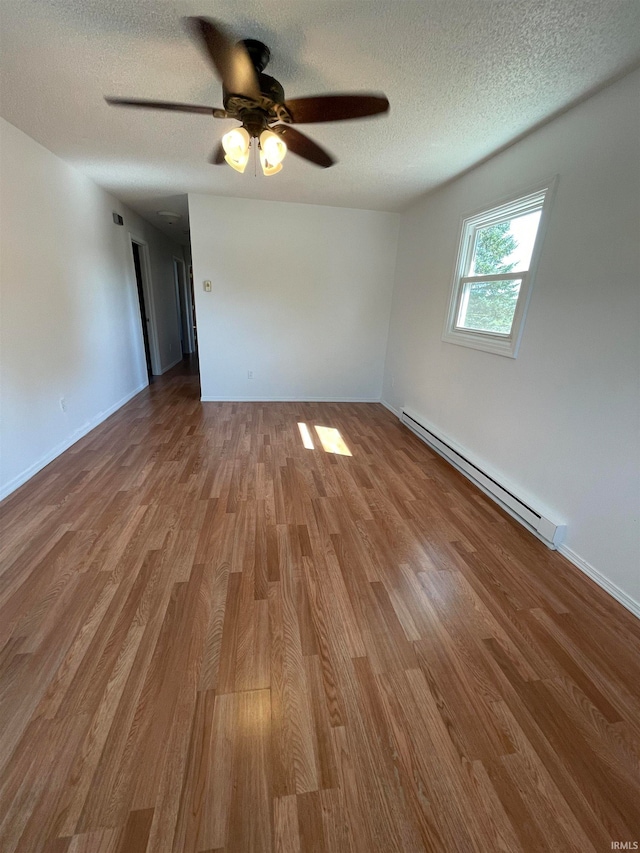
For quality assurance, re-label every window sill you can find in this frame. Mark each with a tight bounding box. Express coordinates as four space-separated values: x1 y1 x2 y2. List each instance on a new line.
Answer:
441 327 519 358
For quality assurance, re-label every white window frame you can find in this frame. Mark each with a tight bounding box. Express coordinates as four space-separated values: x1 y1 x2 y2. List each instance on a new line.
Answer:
442 177 557 358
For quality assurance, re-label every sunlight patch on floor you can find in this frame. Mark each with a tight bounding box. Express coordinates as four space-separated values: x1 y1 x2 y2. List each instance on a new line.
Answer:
297 422 315 450
314 425 352 456
297 422 353 456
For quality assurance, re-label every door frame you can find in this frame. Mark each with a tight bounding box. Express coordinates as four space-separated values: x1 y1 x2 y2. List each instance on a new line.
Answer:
173 255 195 354
129 235 161 376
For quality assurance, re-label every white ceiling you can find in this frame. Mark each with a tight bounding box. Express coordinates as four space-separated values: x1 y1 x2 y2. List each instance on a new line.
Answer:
1 0 639 242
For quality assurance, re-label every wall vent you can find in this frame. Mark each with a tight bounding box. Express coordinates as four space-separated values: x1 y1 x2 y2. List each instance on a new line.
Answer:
401 408 566 549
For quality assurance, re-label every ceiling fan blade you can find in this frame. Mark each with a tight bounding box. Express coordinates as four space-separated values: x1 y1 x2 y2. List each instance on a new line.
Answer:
105 97 228 117
186 17 260 100
284 93 389 124
210 142 226 164
273 125 334 168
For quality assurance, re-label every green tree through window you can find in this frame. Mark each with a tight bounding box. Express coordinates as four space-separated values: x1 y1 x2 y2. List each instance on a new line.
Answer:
473 221 517 274
463 222 519 333
444 182 551 356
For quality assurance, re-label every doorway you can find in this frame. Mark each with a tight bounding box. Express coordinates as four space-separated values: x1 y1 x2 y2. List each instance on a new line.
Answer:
131 241 153 379
173 256 195 355
189 264 198 353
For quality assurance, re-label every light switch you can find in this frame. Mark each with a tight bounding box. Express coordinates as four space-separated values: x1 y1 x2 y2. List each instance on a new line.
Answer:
203 280 212 292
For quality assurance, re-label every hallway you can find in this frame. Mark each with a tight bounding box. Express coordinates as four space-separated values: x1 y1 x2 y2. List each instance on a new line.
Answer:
1 361 639 852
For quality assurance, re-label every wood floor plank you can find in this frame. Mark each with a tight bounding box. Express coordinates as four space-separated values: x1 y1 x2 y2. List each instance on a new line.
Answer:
270 527 320 795
226 689 273 853
1 358 639 851
274 794 301 853
115 808 154 853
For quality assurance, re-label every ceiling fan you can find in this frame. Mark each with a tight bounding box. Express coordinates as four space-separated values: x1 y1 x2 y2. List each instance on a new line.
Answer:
105 17 389 175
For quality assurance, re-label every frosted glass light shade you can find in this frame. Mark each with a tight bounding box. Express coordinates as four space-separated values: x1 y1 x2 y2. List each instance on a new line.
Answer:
259 130 286 165
222 127 251 172
222 127 250 159
259 151 282 176
259 130 286 175
224 151 250 173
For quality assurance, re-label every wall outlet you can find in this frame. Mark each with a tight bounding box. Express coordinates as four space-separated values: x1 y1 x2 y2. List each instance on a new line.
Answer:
247 370 254 380
59 396 67 412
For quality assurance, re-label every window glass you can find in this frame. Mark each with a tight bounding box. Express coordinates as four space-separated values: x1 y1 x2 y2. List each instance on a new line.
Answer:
442 180 555 358
456 279 523 334
469 211 542 277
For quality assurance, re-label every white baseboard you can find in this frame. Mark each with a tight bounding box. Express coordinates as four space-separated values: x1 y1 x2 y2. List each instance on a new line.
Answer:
380 398 400 416
0 381 148 502
200 396 382 403
558 544 640 620
158 354 183 375
388 401 638 622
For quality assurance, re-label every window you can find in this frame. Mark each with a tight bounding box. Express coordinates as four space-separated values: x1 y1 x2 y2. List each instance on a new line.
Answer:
442 180 556 357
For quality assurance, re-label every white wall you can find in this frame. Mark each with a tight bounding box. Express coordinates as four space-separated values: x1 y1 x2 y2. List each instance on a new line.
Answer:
0 117 183 499
189 194 399 401
382 69 640 614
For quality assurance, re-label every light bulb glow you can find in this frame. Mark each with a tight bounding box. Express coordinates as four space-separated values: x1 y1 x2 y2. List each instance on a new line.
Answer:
222 127 250 159
224 151 249 173
259 150 283 176
222 127 250 172
259 130 286 176
260 130 287 166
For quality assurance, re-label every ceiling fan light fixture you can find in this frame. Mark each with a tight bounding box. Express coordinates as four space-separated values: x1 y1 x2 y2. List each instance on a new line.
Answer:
224 150 250 173
222 127 250 171
260 130 286 165
105 18 390 175
259 153 283 176
259 129 286 176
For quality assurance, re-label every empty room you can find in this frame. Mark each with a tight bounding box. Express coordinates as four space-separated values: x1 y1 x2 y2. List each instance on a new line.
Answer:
1 1 639 851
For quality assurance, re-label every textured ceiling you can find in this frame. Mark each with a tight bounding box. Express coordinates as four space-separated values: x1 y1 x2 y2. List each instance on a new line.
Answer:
1 0 639 241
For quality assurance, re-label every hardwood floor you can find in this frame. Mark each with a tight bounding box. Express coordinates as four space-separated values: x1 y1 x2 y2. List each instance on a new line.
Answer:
1 358 639 852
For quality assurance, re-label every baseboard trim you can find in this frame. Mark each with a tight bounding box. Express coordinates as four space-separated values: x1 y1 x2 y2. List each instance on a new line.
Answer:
158 354 183 375
384 400 638 621
200 396 383 403
380 398 400 417
558 544 640 620
0 381 148 502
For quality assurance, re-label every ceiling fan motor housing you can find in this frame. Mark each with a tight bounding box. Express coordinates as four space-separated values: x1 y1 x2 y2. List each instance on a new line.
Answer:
241 39 270 73
222 38 286 128
256 73 285 104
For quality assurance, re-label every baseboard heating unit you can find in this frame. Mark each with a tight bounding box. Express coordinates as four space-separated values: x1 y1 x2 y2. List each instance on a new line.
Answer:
400 408 566 549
